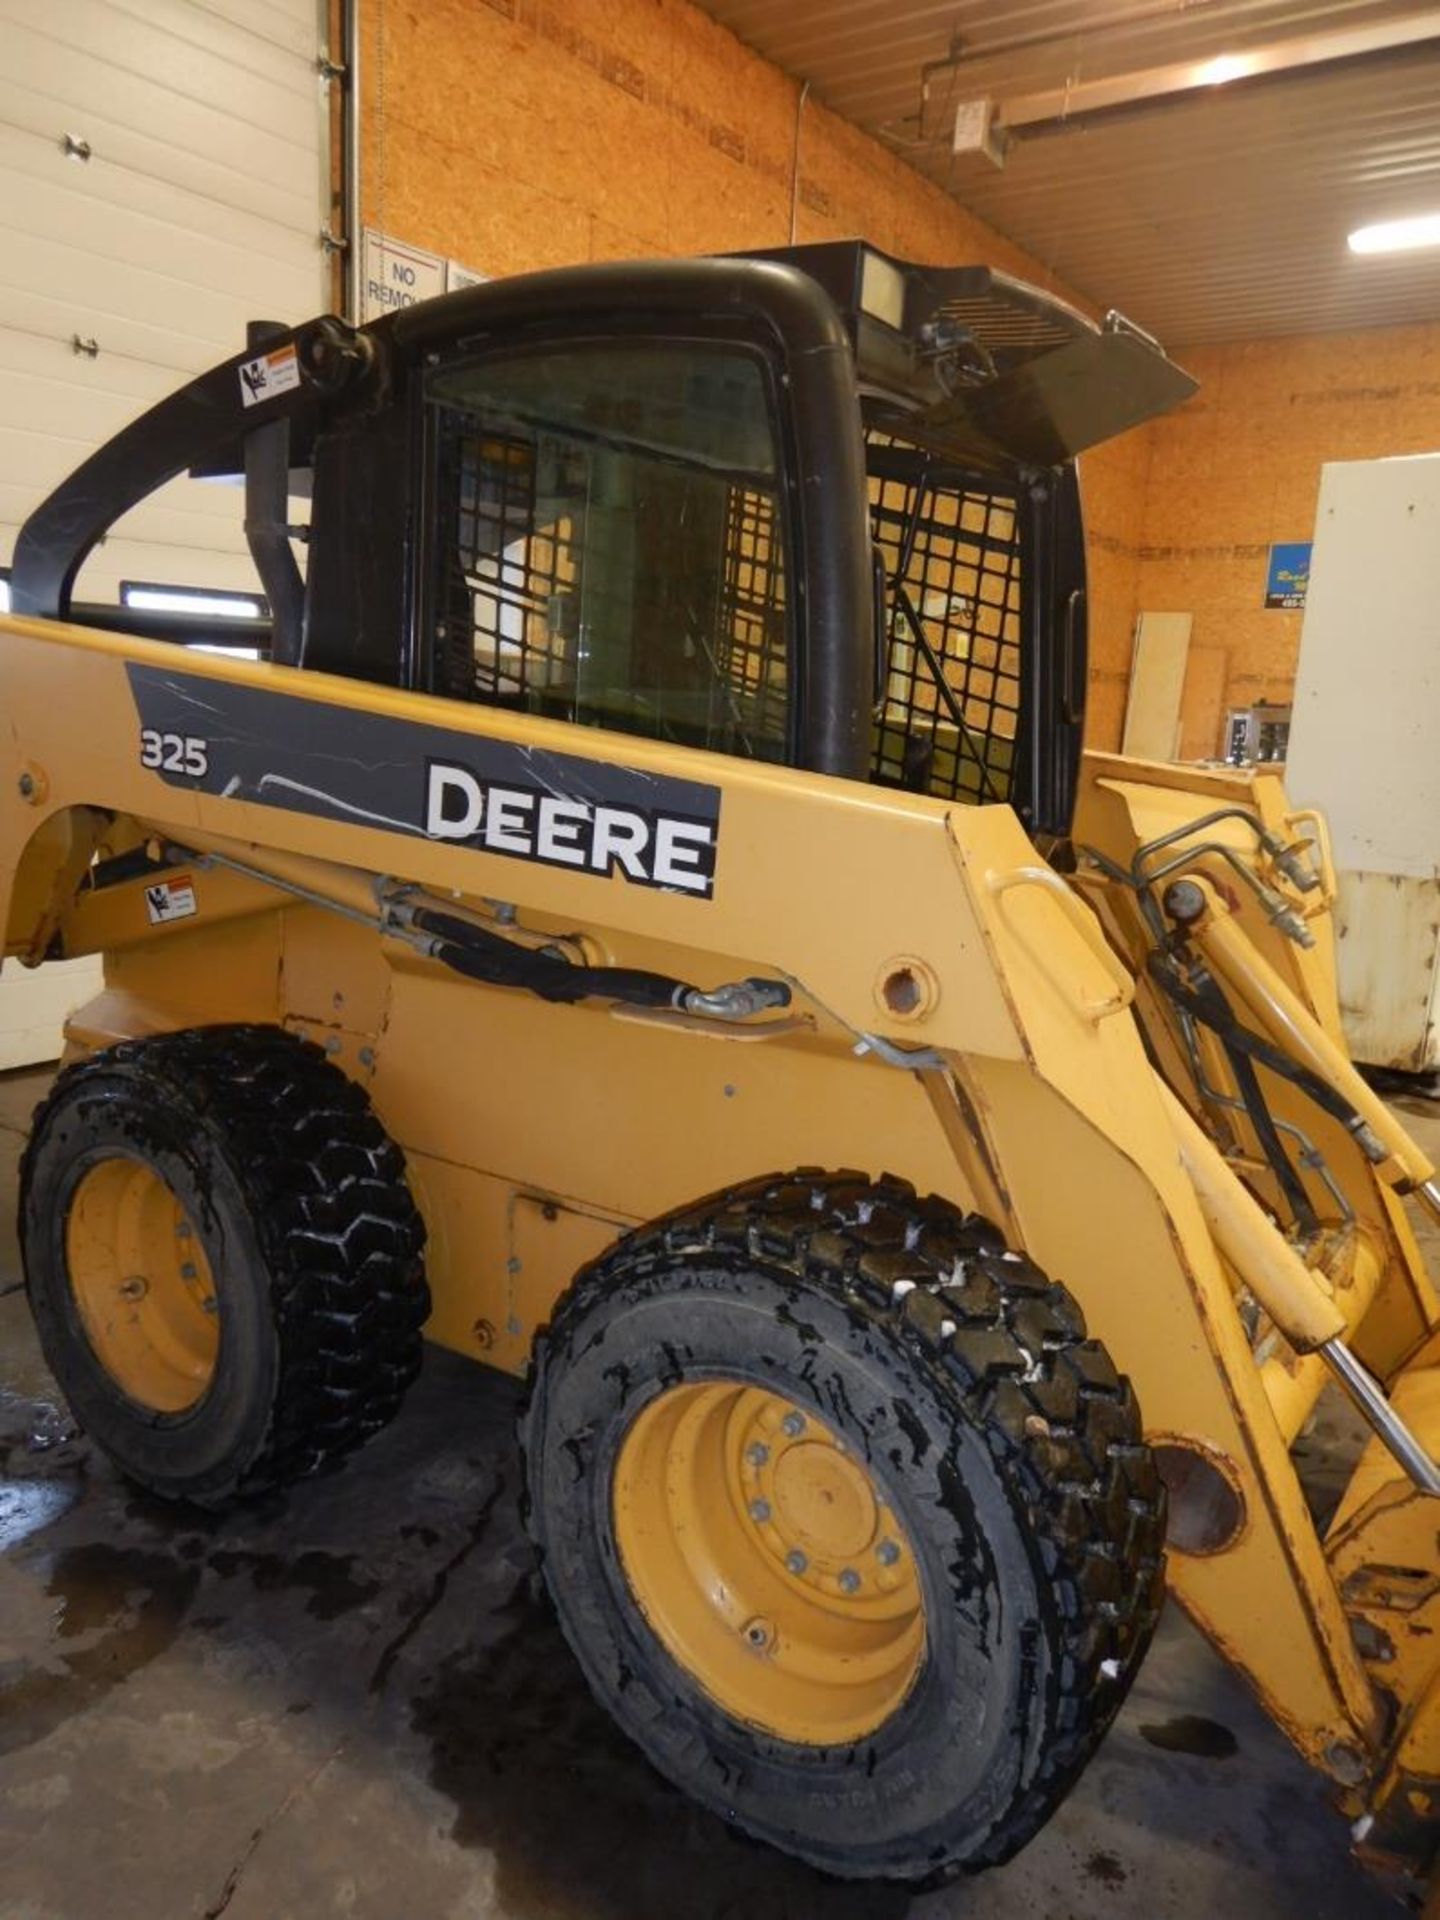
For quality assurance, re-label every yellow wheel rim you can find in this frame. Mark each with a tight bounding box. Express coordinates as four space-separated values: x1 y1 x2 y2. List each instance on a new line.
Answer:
612 1381 926 1745
65 1156 220 1414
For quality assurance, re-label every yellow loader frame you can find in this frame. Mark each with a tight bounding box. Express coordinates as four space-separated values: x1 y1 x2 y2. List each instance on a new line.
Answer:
3 607 1438 1890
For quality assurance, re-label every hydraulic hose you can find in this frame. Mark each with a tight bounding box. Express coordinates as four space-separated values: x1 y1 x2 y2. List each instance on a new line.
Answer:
1147 953 1368 1133
1147 951 1358 1234
1166 874 1431 1182
162 833 792 1020
408 906 791 1017
410 907 701 1008
1223 1026 1320 1236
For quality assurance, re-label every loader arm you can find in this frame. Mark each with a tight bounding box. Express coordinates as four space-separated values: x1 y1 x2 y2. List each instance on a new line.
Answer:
1074 750 1440 1886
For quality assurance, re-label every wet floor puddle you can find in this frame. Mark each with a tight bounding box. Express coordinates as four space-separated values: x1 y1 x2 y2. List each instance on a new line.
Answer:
0 1478 78 1552
0 1542 200 1757
408 1580 909 1920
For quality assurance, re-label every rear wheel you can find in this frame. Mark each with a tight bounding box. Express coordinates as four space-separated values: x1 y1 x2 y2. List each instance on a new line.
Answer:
21 1024 429 1508
64 1152 222 1414
521 1169 1165 1884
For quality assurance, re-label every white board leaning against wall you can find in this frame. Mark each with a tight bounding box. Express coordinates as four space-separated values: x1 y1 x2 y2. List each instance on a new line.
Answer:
1287 454 1440 1073
0 0 328 1067
1122 612 1193 763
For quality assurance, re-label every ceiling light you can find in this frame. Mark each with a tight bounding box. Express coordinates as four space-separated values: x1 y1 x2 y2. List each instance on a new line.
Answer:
1348 213 1440 255
1193 53 1255 86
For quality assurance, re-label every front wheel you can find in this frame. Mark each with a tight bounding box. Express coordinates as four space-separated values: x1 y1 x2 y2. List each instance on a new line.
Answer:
521 1170 1165 1885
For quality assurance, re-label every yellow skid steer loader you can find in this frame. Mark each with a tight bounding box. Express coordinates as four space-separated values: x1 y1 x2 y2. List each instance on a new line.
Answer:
1 244 1436 1893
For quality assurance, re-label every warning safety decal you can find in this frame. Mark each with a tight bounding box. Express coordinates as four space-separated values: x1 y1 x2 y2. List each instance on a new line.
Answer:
125 664 722 899
145 876 197 924
238 343 301 409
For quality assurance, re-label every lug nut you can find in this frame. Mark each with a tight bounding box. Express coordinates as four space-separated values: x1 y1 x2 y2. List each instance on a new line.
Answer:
785 1549 808 1575
748 1498 772 1523
743 1616 773 1650
746 1442 769 1467
180 1262 198 1281
876 1539 900 1566
118 1275 148 1301
839 1568 861 1594
782 1411 806 1437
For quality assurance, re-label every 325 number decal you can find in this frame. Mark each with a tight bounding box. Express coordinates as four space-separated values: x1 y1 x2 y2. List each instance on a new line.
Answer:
139 729 209 778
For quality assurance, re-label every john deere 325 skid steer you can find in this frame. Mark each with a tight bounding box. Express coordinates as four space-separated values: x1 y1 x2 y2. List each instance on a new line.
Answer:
3 243 1438 1894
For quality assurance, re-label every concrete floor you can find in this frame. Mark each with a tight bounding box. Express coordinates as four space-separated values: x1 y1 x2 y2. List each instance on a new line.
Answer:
2 1066 1434 1920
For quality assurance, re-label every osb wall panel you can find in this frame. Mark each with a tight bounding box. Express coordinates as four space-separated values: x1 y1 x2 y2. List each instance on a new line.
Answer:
360 0 1148 745
1081 424 1153 752
1136 323 1440 758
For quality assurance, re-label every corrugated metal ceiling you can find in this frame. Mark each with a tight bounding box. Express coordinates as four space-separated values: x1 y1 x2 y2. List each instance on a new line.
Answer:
694 1 1440 344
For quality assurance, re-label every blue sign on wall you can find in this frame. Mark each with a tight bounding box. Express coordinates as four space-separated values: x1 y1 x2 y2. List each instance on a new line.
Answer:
1265 541 1311 609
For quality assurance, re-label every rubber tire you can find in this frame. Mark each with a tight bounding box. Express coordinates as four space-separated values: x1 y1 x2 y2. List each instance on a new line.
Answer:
521 1168 1165 1885
21 1024 429 1508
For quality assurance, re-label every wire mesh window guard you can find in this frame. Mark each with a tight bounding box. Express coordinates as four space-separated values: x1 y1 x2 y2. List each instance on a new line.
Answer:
426 345 791 762
867 434 1023 806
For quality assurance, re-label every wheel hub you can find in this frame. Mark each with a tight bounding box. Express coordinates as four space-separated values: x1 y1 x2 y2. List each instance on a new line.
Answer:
738 1399 909 1603
612 1380 926 1745
65 1155 219 1414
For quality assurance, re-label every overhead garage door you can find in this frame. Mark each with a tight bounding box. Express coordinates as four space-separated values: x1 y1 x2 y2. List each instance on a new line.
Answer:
0 0 329 1066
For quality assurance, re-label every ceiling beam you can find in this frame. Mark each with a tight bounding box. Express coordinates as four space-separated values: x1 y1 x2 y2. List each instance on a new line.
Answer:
988 10 1440 135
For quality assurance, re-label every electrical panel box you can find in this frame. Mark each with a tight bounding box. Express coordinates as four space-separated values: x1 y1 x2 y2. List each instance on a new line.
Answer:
1224 702 1291 767
1286 454 1440 1072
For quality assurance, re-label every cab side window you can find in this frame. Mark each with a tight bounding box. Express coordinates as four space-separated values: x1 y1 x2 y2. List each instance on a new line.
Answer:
423 342 793 762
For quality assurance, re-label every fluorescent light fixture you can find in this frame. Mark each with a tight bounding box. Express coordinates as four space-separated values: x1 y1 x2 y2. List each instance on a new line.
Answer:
0 576 9 614
1193 53 1256 86
1348 212 1440 255
188 643 263 660
123 585 264 618
122 579 263 618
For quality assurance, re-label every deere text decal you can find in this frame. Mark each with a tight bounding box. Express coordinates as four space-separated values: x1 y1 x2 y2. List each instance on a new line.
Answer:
126 665 721 899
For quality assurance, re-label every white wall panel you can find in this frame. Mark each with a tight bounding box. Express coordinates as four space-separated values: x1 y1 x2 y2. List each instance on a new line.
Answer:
0 73 314 229
1288 454 1440 1071
0 0 325 1064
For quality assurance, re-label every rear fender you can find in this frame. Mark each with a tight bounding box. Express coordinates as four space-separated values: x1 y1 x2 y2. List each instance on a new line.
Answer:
3 805 111 964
